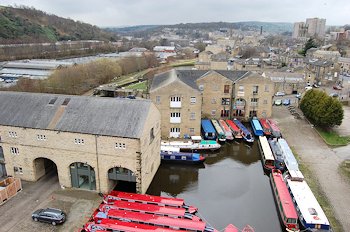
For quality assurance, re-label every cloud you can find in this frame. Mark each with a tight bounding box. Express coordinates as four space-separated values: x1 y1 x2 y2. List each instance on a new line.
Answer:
1 0 348 27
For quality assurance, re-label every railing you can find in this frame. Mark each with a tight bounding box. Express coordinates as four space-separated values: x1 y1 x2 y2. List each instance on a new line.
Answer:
170 117 181 123
170 101 181 108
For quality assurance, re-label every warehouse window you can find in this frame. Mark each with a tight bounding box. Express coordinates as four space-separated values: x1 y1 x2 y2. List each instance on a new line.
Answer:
14 167 23 174
10 147 19 155
8 131 17 138
74 138 85 145
116 143 126 149
150 128 155 144
37 134 47 141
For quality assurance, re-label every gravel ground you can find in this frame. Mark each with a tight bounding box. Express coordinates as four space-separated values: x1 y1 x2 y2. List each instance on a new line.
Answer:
0 171 101 232
272 105 350 232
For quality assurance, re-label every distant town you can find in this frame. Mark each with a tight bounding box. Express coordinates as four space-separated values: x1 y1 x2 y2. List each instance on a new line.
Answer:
0 4 350 232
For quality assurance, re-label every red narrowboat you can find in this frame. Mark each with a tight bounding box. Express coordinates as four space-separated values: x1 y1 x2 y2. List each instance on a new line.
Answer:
267 119 282 138
259 118 272 136
225 120 242 139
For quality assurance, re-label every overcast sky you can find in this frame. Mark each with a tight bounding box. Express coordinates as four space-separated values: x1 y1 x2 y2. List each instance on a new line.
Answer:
2 0 349 27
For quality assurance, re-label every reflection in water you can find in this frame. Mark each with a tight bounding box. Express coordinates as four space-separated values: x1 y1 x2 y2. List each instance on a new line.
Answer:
147 142 282 232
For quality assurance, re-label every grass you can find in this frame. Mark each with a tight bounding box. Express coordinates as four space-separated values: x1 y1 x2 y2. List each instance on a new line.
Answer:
170 59 196 67
315 127 350 146
339 160 350 184
125 81 147 90
292 150 343 232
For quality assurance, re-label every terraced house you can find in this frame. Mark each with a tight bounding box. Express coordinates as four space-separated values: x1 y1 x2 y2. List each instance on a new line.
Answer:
0 92 161 194
150 69 274 139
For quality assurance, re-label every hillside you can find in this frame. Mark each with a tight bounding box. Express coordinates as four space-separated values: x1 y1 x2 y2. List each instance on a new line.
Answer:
0 6 116 44
108 21 293 35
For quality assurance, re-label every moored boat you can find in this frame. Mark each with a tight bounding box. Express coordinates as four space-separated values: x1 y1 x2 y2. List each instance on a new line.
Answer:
83 219 180 232
161 136 221 152
258 136 275 171
226 119 242 139
267 119 282 138
268 139 286 172
270 169 300 232
94 209 217 232
219 119 234 141
233 119 254 143
160 146 205 164
211 119 226 142
104 191 198 214
201 119 217 140
277 139 299 173
286 178 330 231
99 201 201 221
224 224 239 232
259 118 272 136
250 117 264 136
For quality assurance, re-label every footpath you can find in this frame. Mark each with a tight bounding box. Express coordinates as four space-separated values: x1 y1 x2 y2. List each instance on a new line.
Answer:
273 106 350 232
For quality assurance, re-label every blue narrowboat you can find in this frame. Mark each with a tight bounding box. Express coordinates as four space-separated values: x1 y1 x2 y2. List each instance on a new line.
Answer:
250 117 264 136
160 146 206 164
201 119 217 140
233 119 254 143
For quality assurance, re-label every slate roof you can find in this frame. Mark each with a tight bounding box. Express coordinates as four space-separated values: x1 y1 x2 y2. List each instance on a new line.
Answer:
0 91 151 139
150 69 248 92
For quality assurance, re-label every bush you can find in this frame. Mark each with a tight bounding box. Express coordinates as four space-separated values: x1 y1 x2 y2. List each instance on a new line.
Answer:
300 89 344 128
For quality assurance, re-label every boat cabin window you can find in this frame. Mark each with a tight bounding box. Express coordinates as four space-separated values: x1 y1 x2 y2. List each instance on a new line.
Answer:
308 208 318 215
181 156 187 160
266 160 274 166
287 218 297 224
170 155 175 159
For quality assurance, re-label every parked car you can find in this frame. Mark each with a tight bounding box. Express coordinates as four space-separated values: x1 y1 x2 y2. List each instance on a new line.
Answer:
312 83 320 88
32 208 66 225
295 93 301 99
329 93 339 97
126 95 136 99
283 99 291 106
275 91 285 97
333 85 342 90
274 99 282 106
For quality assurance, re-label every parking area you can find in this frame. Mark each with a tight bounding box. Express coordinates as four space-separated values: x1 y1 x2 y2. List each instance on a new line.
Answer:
0 171 101 232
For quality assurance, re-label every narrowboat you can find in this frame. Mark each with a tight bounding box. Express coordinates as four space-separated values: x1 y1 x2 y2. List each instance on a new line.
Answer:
286 179 330 231
233 119 254 143
258 136 275 171
94 209 217 232
270 169 300 232
211 119 226 142
83 219 180 232
259 118 272 136
224 224 239 232
160 146 206 164
219 120 234 141
267 119 282 138
277 139 299 173
268 139 286 172
161 136 221 152
104 191 198 214
226 119 242 139
201 119 217 140
99 201 201 221
250 117 264 136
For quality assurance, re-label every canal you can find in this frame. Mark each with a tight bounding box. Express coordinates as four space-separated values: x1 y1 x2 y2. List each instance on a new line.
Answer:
147 141 282 232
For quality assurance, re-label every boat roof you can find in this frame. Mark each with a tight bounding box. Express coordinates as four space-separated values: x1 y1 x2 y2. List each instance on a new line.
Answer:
259 136 274 161
226 120 240 131
191 135 202 141
259 118 271 130
271 171 298 219
268 139 283 160
85 219 179 232
201 119 216 133
287 179 329 226
278 139 299 172
268 119 281 132
107 191 185 206
219 120 233 133
233 119 250 135
289 170 304 181
161 146 181 152
102 209 207 231
200 140 219 145
211 119 225 134
100 201 186 216
252 118 263 131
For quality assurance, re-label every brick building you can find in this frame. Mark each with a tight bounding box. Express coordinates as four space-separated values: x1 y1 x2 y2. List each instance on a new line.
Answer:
0 92 160 194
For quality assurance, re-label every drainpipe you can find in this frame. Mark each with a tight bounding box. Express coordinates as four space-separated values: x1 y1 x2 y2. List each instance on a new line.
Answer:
95 135 101 193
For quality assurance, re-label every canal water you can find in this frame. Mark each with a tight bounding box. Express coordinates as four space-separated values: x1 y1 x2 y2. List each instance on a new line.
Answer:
147 141 283 232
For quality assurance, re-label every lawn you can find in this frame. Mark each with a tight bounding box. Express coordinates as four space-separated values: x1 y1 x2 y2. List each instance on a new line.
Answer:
316 127 350 146
125 81 147 90
293 150 343 232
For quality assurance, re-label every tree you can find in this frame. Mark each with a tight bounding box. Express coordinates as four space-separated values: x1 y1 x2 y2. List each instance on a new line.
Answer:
300 38 317 56
300 89 344 128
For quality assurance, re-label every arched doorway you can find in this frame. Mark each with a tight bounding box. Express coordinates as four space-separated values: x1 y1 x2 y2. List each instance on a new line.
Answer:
108 167 136 193
232 98 246 118
33 157 58 181
70 162 96 190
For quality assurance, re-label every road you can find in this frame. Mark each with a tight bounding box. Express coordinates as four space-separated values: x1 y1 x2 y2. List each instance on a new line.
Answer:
272 105 350 232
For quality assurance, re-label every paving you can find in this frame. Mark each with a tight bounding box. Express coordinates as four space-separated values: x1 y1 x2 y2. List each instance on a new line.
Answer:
272 105 350 232
0 171 101 232
333 105 350 136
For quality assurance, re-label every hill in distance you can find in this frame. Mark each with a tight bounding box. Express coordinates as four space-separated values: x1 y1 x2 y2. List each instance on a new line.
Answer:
0 5 116 44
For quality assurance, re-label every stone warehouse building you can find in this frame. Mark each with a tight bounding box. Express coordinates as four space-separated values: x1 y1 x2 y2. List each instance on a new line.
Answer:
0 92 160 194
150 69 274 139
